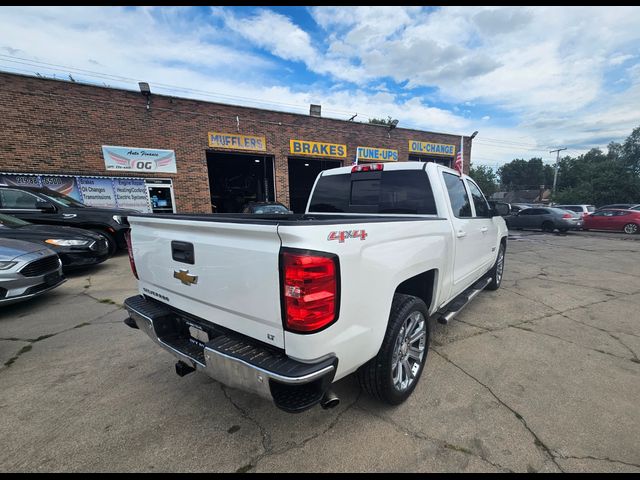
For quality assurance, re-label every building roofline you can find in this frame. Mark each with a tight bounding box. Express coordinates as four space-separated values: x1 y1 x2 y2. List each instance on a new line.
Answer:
0 70 469 140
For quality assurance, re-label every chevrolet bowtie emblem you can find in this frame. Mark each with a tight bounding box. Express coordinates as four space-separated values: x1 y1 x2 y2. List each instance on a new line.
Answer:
174 269 198 286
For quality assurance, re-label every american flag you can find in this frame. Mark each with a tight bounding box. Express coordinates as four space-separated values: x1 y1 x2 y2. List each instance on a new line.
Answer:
454 136 463 175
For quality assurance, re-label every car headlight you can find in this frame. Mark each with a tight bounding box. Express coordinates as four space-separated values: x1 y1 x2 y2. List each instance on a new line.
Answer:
112 215 123 224
45 239 90 247
0 261 17 270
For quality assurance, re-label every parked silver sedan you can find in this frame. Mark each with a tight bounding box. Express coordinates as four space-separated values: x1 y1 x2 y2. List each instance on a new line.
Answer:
506 207 583 233
0 238 66 305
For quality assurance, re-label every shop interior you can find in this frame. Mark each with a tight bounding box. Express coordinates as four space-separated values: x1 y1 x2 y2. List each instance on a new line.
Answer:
206 151 275 213
287 157 342 213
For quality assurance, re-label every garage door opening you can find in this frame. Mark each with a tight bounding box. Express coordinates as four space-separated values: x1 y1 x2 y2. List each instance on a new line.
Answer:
288 157 342 213
409 154 452 167
207 151 275 213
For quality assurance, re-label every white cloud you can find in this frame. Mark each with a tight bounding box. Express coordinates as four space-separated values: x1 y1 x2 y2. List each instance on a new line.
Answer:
1 6 639 168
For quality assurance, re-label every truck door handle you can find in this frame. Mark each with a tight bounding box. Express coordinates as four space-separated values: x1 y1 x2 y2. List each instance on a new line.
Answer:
456 230 467 238
480 227 488 233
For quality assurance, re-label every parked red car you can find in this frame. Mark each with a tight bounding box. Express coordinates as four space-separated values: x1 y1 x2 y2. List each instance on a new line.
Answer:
582 209 640 234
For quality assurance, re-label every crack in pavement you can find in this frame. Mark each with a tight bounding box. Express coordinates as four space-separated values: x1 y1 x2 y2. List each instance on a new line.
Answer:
222 385 362 473
0 307 122 371
557 454 640 469
560 314 640 358
511 325 639 364
353 404 514 472
218 382 272 464
432 349 564 473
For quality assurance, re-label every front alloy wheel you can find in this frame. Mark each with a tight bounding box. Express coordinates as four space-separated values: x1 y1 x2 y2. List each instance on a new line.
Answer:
624 223 638 234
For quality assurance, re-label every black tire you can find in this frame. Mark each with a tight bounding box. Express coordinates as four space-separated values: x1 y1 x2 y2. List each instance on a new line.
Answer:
92 229 117 256
485 242 506 291
623 223 638 235
357 294 430 405
542 221 554 233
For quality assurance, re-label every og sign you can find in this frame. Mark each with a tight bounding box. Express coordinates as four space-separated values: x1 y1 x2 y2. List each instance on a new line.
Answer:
102 145 177 173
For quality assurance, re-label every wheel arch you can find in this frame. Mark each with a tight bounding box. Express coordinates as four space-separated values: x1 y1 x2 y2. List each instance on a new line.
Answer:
393 269 438 316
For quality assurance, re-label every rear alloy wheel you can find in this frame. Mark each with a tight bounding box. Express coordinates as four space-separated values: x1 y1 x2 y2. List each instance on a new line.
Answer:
542 221 554 233
357 294 430 405
623 223 638 235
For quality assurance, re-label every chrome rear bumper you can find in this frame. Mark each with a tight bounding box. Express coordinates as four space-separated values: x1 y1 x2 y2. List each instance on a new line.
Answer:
124 295 337 412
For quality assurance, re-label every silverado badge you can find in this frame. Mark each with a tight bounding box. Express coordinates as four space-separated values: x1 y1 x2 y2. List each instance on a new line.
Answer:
174 269 198 286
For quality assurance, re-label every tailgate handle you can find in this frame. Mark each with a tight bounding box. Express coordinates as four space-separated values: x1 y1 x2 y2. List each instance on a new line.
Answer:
171 241 195 265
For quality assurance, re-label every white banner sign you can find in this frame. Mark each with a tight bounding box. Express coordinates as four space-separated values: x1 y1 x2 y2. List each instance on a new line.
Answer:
102 145 177 173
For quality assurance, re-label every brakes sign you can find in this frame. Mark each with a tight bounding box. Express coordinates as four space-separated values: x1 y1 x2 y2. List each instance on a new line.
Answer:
328 230 368 243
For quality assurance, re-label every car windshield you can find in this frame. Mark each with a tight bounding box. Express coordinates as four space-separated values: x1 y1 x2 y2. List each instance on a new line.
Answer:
587 205 596 212
0 213 31 228
39 189 86 208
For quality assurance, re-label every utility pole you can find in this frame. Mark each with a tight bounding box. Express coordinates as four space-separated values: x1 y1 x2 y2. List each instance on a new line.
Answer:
550 147 567 195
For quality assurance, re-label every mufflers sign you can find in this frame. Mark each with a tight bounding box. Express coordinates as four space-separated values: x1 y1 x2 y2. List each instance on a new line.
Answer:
290 139 347 158
208 132 266 151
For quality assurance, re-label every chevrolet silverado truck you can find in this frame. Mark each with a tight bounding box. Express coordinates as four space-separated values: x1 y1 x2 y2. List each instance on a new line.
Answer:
123 162 509 413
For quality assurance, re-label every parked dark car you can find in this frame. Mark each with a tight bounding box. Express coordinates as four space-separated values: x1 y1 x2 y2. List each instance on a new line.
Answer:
0 213 109 269
0 238 65 306
596 203 640 211
583 209 640 234
241 202 293 214
506 207 582 233
0 186 136 254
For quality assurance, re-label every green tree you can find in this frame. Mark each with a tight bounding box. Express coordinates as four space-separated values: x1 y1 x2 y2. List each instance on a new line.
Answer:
469 164 498 196
368 116 394 126
552 137 640 205
497 157 553 190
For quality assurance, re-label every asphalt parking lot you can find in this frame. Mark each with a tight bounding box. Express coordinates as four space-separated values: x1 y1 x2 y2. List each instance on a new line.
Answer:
1 230 639 472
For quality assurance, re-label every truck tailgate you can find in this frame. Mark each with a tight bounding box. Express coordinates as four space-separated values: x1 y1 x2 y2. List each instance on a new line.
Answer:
128 216 285 349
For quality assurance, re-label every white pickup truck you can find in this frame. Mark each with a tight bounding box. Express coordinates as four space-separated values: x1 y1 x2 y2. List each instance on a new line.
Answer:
123 162 508 413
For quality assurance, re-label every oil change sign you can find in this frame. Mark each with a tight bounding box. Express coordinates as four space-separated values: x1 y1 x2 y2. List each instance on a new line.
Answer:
208 132 266 151
357 146 398 162
102 145 177 173
290 139 347 158
408 141 456 156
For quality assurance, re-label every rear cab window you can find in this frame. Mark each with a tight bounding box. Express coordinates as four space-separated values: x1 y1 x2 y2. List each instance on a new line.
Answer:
308 169 437 215
442 173 472 218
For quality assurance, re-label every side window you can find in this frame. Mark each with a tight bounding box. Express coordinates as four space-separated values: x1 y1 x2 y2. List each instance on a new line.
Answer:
466 180 491 217
0 189 42 209
443 173 472 218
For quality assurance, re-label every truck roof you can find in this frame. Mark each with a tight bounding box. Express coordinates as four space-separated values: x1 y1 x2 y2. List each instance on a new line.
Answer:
319 161 466 178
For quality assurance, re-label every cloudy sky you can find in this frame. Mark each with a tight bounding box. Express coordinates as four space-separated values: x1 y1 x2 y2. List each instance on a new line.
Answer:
1 6 639 168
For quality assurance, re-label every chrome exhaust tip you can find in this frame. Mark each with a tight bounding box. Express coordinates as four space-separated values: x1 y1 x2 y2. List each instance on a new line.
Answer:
320 390 340 410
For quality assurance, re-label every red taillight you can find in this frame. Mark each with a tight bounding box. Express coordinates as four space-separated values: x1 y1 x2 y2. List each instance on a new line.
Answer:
351 163 384 173
562 213 573 218
281 250 338 333
124 230 138 280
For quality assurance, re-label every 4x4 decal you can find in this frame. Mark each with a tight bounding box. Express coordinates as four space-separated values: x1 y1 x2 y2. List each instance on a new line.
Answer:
328 230 368 243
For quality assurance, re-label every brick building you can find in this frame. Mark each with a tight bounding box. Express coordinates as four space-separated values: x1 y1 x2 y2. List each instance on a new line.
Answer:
0 72 473 214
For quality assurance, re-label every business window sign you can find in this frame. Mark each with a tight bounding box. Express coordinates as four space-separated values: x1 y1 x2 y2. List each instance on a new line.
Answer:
102 146 177 173
357 146 398 162
290 139 347 158
409 141 456 156
208 132 266 151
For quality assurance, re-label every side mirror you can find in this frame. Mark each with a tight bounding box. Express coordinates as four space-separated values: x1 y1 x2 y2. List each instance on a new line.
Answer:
491 202 510 217
37 201 56 213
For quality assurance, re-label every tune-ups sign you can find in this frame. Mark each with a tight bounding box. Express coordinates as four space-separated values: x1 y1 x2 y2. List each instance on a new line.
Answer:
102 145 177 173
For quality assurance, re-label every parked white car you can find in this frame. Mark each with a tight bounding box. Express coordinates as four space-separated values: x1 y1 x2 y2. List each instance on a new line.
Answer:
123 162 509 412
